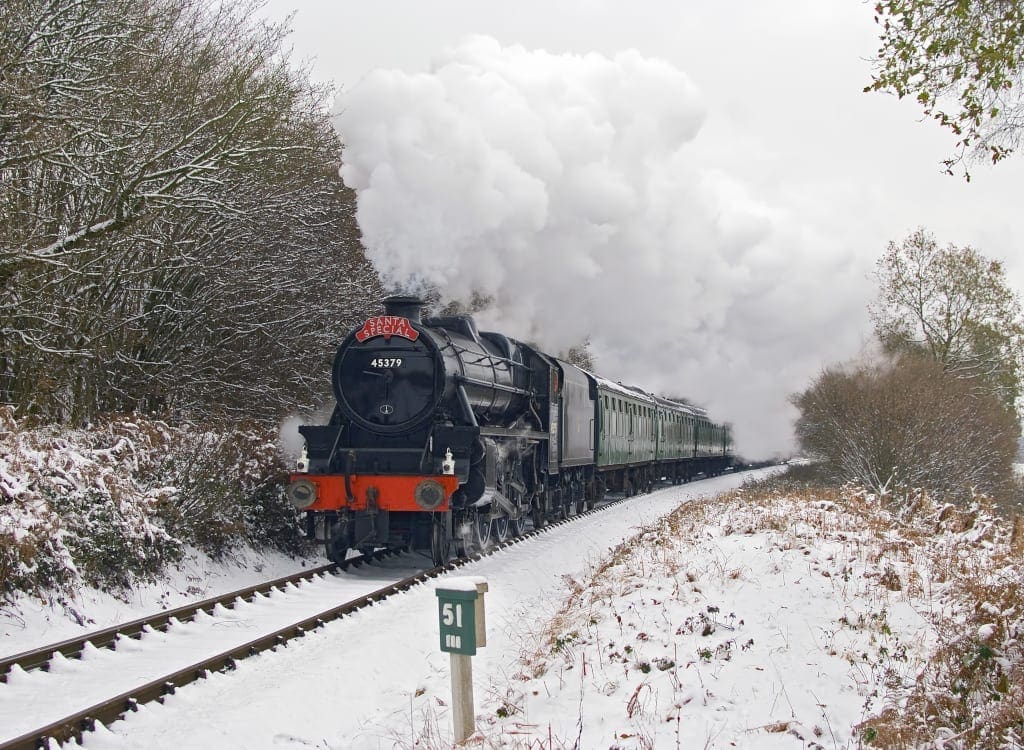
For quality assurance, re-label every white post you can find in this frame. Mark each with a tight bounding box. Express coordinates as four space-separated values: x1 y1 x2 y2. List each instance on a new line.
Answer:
450 652 474 743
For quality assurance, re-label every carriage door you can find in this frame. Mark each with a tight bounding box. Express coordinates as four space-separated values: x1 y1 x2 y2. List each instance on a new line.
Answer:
622 401 630 459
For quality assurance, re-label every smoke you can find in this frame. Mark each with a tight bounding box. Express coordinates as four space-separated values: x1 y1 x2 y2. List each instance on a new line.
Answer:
278 404 335 460
336 36 871 457
278 414 307 462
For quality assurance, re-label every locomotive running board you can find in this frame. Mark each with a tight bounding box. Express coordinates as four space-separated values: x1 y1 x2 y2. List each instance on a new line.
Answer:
478 426 548 441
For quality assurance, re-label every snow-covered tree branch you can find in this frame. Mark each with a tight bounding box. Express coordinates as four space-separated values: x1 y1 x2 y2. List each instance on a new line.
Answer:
1 0 382 423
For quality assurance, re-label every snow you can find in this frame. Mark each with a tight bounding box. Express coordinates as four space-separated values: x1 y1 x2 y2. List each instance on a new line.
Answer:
3 469 1015 748
438 576 488 593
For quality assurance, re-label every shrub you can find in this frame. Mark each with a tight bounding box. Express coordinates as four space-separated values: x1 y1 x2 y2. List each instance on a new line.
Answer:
0 407 308 601
792 354 1019 507
0 511 70 599
153 424 306 559
47 488 180 590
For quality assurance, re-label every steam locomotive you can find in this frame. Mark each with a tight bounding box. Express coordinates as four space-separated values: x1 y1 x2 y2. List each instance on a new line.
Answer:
287 296 732 565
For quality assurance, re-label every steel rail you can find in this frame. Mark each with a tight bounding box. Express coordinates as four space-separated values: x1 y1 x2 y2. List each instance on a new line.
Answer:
0 561 341 681
0 482 694 750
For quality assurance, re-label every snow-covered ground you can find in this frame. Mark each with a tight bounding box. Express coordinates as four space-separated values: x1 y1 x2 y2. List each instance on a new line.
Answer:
0 472 757 748
1 553 442 744
4 469 1016 749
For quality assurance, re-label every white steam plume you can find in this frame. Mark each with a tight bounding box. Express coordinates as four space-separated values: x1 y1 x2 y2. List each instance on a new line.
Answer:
336 36 870 457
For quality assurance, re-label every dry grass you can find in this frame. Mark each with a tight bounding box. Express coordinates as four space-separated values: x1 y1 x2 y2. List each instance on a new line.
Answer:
711 478 1023 749
855 526 1024 749
487 471 1024 749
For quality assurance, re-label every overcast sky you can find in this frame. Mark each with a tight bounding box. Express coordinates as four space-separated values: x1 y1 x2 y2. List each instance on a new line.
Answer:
260 0 1024 458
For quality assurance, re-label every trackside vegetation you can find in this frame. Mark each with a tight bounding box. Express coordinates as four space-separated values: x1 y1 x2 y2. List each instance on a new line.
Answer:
792 354 1019 506
783 231 1024 745
793 230 1023 514
0 408 307 601
1 0 372 598
472 472 1024 749
0 0 380 424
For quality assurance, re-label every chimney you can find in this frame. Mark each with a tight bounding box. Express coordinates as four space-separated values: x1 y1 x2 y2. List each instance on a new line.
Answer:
382 295 424 323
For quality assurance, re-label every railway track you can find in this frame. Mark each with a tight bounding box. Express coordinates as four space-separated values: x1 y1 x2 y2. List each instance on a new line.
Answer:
0 561 340 681
0 486 665 750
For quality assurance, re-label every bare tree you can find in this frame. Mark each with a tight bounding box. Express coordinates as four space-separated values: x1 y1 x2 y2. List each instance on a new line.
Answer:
1 0 381 423
871 228 1024 414
560 341 596 371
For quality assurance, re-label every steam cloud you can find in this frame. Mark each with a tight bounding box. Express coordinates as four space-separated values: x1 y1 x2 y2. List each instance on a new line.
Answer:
336 36 870 457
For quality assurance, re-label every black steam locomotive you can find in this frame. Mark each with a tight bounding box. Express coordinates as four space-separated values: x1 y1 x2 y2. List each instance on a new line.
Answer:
288 296 732 565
